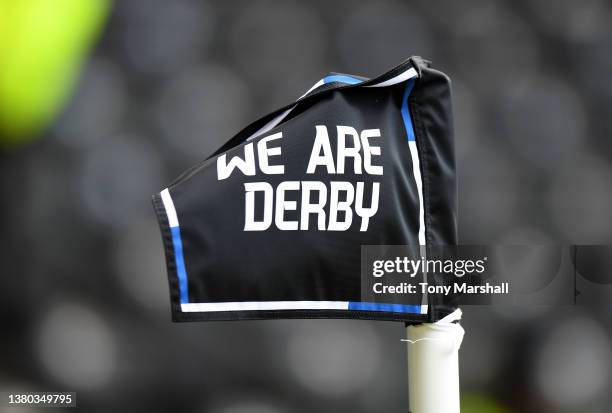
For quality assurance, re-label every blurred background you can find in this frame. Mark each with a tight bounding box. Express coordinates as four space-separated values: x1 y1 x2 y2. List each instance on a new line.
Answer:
1 0 612 412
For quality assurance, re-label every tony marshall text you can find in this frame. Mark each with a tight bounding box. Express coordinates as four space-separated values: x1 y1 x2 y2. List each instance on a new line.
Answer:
373 282 510 295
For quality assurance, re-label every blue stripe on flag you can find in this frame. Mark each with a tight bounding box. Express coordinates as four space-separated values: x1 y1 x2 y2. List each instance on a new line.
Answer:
170 226 189 304
348 302 422 314
323 75 362 85
400 78 416 141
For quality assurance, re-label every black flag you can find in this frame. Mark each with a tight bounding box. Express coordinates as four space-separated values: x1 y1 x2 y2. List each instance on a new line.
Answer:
152 57 457 323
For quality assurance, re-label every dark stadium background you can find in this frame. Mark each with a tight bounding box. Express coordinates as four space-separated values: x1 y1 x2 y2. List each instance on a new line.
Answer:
1 1 612 412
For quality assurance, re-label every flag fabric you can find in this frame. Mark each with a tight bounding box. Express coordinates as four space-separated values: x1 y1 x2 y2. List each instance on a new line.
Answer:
152 57 457 323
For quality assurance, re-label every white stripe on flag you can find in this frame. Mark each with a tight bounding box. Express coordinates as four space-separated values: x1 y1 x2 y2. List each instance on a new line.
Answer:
366 67 417 87
246 106 296 141
408 141 426 245
181 301 349 312
160 188 179 228
299 79 325 99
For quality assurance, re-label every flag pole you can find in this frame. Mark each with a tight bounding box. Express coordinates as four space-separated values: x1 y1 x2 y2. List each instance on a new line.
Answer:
405 309 464 413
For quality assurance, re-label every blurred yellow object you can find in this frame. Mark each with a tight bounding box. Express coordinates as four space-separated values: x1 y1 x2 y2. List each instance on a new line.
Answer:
0 0 110 148
461 393 512 413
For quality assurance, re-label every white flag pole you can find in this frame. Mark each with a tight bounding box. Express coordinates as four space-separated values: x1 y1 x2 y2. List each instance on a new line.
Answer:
405 309 464 413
